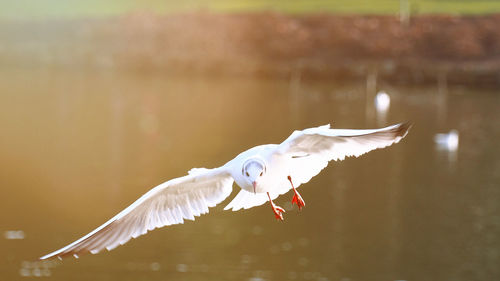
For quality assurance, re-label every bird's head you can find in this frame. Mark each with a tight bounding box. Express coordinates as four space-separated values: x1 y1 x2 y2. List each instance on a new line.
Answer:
242 158 266 193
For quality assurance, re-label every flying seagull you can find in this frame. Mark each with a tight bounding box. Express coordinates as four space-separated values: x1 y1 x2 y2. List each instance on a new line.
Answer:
40 122 411 260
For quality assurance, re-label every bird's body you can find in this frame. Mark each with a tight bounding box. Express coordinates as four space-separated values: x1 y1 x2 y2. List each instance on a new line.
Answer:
230 144 287 194
40 122 411 260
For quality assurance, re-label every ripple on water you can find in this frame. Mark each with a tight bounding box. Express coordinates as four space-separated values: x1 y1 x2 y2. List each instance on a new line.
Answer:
281 241 292 251
269 245 280 254
176 263 188 272
252 225 263 235
19 260 57 278
150 262 160 271
288 271 298 280
298 237 309 247
298 257 309 266
4 230 25 240
241 254 252 264
251 269 270 279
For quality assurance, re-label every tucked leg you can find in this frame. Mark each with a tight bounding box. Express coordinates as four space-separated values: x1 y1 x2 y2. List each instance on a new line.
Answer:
288 176 305 210
267 192 285 221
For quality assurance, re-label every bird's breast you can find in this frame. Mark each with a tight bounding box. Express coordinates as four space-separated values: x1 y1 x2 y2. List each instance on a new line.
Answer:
230 146 291 194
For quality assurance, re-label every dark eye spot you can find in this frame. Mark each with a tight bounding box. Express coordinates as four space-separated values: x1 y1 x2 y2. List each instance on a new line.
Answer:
259 172 263 177
246 172 250 177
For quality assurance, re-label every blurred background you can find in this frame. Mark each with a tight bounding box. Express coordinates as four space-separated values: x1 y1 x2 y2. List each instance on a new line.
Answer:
1 1 500 280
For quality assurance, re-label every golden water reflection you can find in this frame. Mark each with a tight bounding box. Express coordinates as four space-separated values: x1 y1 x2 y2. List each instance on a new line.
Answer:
1 68 499 281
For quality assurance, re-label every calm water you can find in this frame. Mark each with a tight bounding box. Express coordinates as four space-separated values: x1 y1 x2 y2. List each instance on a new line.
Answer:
1 68 499 281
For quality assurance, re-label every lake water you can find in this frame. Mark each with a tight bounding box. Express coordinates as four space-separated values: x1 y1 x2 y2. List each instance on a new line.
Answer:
1 68 499 281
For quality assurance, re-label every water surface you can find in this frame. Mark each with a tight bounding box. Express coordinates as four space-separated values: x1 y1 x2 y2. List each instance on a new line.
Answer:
1 68 499 281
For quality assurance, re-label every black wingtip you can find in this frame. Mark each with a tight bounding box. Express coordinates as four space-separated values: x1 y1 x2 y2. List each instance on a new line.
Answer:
395 122 412 138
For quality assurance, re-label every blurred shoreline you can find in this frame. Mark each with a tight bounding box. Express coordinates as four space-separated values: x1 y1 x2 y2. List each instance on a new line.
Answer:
1 12 500 87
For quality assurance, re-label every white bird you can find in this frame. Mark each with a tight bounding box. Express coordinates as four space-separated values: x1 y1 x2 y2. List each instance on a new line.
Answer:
434 129 459 151
375 91 391 113
40 122 411 260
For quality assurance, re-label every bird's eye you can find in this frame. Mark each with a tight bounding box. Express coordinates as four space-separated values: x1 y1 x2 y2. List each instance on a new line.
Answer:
259 172 263 177
246 172 250 177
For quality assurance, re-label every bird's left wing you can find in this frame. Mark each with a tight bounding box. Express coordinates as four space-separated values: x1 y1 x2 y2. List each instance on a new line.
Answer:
40 167 234 260
276 122 411 187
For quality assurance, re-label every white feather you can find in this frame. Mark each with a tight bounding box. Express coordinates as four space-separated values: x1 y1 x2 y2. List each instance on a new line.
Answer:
277 122 410 188
40 167 234 260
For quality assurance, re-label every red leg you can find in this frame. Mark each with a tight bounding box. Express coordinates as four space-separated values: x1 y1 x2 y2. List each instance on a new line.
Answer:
288 176 305 210
267 192 285 221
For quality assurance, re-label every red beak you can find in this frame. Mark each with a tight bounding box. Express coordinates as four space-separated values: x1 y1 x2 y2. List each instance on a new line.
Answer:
252 181 257 194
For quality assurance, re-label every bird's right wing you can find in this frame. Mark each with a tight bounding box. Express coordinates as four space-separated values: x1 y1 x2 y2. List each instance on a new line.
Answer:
276 122 411 187
224 123 411 211
40 167 234 260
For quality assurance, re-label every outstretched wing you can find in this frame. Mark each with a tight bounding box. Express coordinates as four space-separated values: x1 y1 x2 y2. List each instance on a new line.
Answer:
40 167 234 260
224 123 411 212
277 122 411 187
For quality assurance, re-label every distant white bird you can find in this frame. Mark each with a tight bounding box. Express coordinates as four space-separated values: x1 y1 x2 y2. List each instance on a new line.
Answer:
40 122 411 260
434 129 459 151
375 91 391 113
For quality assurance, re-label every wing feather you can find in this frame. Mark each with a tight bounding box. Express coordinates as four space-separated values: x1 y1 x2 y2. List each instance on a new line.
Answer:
278 122 411 187
40 167 234 260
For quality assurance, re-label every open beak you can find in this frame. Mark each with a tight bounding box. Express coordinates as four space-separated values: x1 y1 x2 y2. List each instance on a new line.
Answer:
252 181 257 194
